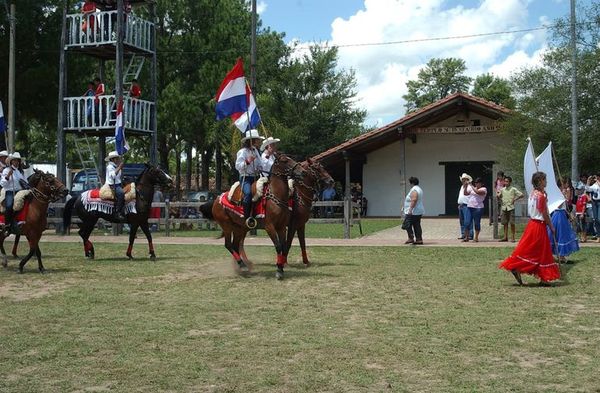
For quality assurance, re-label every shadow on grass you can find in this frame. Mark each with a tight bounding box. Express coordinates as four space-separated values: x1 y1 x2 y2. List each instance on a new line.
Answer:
248 268 338 280
3 267 76 274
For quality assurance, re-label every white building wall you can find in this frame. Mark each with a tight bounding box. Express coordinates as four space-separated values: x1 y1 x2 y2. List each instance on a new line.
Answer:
363 132 503 216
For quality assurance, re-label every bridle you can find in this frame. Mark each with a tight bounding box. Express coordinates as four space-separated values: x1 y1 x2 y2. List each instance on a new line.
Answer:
136 166 172 212
265 154 304 209
30 173 66 203
294 163 324 208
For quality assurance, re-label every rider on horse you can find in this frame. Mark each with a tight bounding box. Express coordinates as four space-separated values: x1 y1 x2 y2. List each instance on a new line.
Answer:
104 151 126 221
260 137 281 176
0 152 28 234
235 129 264 228
0 151 9 172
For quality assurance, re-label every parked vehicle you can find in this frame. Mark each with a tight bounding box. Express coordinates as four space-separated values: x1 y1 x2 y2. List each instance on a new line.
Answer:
186 190 216 203
70 163 147 198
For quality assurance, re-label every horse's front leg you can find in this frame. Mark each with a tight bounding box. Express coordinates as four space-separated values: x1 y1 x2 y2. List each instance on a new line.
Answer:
11 234 19 258
297 224 310 266
139 222 156 260
0 233 8 268
18 237 36 274
35 245 45 273
126 223 139 259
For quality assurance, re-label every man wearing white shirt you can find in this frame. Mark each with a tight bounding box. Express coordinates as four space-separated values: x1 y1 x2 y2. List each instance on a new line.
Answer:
104 151 126 221
235 129 264 227
585 174 600 242
1 152 28 233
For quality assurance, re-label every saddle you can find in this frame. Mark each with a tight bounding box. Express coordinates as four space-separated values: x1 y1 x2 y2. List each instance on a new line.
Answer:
98 183 137 202
227 177 295 205
0 188 32 213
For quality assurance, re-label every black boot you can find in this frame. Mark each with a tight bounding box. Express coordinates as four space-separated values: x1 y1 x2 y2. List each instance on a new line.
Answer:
243 201 256 229
114 200 126 222
3 209 14 235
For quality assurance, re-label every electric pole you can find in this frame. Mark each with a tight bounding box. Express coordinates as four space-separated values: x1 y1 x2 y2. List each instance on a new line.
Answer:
250 0 257 91
8 0 16 152
570 0 578 181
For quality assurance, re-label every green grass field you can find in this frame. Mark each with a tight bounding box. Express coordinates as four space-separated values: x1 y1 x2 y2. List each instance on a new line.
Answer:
1 243 598 392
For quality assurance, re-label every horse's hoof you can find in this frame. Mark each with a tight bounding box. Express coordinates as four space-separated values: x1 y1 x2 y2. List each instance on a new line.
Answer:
276 266 284 280
237 261 249 274
126 254 133 260
17 269 24 274
149 254 156 261
12 254 18 258
39 269 46 274
303 261 311 268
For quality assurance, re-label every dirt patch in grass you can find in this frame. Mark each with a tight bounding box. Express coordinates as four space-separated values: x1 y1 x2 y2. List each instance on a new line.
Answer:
0 280 71 302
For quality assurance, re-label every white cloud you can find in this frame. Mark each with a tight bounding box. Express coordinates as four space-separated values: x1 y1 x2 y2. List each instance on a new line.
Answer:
321 0 550 124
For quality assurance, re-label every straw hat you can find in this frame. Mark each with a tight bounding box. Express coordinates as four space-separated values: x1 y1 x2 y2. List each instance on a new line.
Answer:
240 129 264 143
0 150 8 158
459 173 473 182
104 151 121 162
260 137 281 151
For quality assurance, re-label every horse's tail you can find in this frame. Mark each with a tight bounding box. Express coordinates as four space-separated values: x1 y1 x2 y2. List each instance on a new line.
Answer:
62 196 77 231
199 200 215 221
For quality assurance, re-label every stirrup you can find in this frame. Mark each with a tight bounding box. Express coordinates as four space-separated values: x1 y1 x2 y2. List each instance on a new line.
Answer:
245 217 257 229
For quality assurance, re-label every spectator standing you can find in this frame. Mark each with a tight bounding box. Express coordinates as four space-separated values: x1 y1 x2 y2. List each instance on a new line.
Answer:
585 174 600 242
498 176 524 242
321 183 336 218
81 0 96 41
463 177 487 242
495 170 505 218
93 77 105 126
575 188 590 242
403 176 424 245
129 78 141 128
150 187 163 231
83 81 95 125
458 173 474 240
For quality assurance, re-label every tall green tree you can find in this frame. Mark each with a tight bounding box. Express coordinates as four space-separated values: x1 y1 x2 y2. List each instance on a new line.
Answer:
260 45 366 158
403 58 472 112
471 73 516 109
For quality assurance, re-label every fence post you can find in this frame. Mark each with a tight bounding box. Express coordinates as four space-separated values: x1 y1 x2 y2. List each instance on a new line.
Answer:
492 193 498 239
165 200 170 237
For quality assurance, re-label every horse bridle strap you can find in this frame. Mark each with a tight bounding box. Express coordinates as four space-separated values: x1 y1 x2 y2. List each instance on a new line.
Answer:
264 188 288 210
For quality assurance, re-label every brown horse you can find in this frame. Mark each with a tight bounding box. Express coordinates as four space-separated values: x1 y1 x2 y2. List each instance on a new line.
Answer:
200 153 305 280
1 170 68 273
285 158 334 265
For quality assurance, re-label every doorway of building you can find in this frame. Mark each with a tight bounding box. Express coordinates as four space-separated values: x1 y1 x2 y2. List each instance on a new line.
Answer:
441 161 495 216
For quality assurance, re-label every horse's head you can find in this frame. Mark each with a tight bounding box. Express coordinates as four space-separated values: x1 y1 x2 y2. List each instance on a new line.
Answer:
29 169 68 202
305 158 334 189
141 163 174 190
272 152 305 180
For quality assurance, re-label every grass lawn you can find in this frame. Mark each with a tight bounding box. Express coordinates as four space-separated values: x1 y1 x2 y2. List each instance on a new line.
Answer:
1 243 598 392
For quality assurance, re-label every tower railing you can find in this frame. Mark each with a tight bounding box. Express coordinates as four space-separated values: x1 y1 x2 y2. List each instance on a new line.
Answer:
66 11 155 53
64 95 154 133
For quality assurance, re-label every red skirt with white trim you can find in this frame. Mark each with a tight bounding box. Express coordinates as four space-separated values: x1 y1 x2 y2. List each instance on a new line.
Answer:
499 219 560 282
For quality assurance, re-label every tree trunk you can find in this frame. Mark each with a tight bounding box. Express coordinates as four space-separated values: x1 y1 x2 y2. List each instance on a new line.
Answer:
215 143 222 192
185 141 192 194
158 133 170 171
175 147 181 199
195 148 201 190
201 147 212 190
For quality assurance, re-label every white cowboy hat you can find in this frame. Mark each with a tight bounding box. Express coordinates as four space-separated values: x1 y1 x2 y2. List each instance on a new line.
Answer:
0 150 8 157
260 136 281 151
104 151 122 161
8 152 24 161
459 173 473 182
240 129 264 143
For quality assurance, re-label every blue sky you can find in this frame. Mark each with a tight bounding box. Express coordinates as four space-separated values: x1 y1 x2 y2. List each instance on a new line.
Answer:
258 0 593 126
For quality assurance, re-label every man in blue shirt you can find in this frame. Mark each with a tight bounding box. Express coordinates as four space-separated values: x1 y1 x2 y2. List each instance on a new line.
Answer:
321 184 336 217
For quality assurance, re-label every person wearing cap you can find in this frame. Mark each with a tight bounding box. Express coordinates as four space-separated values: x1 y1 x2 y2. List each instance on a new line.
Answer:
1 152 28 233
235 129 264 226
104 151 126 221
260 136 281 175
458 173 474 240
0 151 9 172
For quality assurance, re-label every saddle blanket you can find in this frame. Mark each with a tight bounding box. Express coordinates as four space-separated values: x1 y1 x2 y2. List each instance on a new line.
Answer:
219 191 266 218
81 190 137 215
0 200 30 225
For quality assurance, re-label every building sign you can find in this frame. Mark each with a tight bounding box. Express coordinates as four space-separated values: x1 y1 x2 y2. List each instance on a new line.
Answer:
414 125 499 134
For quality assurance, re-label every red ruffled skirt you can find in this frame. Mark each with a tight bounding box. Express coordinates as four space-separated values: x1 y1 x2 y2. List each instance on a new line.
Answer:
499 219 560 282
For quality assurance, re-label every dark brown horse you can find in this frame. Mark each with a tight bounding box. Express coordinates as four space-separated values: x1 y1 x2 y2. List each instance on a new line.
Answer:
1 170 68 273
200 153 305 280
285 158 334 265
63 164 173 260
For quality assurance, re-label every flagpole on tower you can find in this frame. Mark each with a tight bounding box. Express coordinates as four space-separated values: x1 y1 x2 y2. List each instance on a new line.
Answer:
250 0 257 92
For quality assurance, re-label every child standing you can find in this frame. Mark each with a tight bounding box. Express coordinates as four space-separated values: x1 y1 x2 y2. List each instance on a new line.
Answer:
575 189 590 242
499 171 560 286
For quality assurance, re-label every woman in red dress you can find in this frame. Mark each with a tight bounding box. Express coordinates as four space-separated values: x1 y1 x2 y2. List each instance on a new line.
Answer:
499 171 560 285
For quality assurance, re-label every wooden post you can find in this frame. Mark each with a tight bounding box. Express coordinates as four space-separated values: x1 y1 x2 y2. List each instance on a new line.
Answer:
56 0 69 234
165 199 170 237
343 151 351 239
492 188 499 239
150 2 158 165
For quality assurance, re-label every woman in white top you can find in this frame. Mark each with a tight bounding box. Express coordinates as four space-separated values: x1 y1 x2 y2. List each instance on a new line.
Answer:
462 177 487 242
402 176 425 245
260 137 281 176
585 174 600 242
